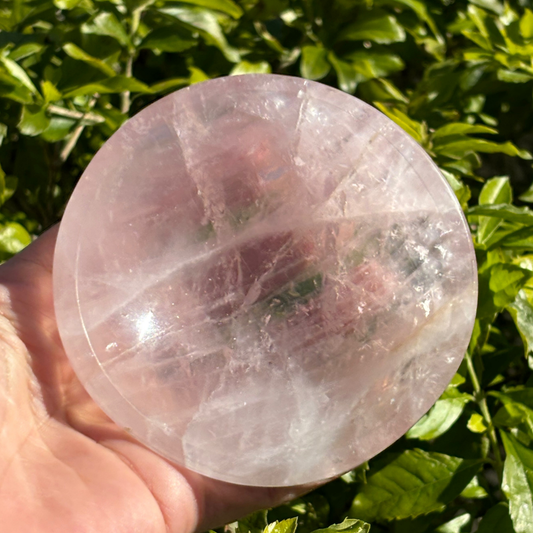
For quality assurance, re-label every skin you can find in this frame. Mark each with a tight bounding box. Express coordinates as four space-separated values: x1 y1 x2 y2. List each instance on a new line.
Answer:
0 226 312 533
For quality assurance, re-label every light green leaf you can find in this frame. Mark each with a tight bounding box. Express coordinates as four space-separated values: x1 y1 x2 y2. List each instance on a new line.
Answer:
312 518 370 533
467 412 487 433
519 182 533 203
520 9 533 40
494 402 533 440
140 26 197 52
264 519 298 533
406 388 471 440
81 12 131 47
497 69 533 83
159 6 240 62
501 432 533 533
18 105 50 136
433 137 531 160
0 222 31 255
0 123 7 146
63 76 151 98
440 169 471 209
348 449 482 522
189 66 210 84
300 46 331 81
0 56 38 94
374 103 426 144
40 80 61 104
54 0 82 8
477 176 512 244
231 61 271 75
476 503 516 533
176 0 243 19
338 9 406 44
433 513 471 533
459 475 488 499
62 43 116 77
358 78 408 103
432 122 497 139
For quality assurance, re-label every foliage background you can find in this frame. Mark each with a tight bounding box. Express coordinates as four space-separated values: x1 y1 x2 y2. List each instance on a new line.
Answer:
3 0 533 531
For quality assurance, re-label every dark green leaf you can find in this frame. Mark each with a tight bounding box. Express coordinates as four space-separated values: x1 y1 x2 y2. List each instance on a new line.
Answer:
508 290 533 360
345 50 404 80
476 503 515 533
501 432 533 533
158 6 240 62
300 46 331 81
338 9 406 44
63 76 152 97
140 26 197 52
468 204 533 225
348 449 482 522
328 53 358 93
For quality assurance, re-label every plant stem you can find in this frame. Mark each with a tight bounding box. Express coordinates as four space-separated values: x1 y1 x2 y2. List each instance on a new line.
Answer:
465 352 503 480
60 98 97 162
120 9 141 115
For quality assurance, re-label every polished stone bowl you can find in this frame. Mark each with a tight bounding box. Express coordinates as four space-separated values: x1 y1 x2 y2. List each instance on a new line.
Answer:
53 74 477 487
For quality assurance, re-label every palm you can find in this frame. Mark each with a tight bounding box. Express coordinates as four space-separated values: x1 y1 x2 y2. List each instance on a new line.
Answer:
0 227 305 532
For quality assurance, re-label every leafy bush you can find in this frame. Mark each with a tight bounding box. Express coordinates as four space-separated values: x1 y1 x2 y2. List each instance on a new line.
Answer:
3 0 533 531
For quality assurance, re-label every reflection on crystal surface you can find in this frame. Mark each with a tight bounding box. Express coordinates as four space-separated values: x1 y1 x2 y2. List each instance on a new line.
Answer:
53 75 477 487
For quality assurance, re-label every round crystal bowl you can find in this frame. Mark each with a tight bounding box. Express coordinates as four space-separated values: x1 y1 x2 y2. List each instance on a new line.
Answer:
53 74 477 487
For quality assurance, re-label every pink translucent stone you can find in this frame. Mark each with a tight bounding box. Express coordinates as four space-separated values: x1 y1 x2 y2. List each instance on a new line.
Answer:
53 75 477 487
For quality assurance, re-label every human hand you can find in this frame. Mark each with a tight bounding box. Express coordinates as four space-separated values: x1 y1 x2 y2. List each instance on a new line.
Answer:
0 226 309 533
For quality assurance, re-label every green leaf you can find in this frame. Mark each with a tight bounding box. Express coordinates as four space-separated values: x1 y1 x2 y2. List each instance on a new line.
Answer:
406 388 471 440
140 26 197 52
519 182 533 203
264 519 298 533
338 9 406 44
236 510 268 533
18 105 50 136
62 43 116 77
489 263 532 308
469 204 533 225
149 77 189 94
300 46 331 81
476 503 516 533
494 402 533 441
312 519 370 533
0 122 7 146
231 61 271 75
159 6 240 62
348 449 482 522
328 52 358 93
501 432 533 533
0 222 31 255
189 66 210 84
520 9 533 40
433 513 471 533
508 290 533 360
63 76 151 97
176 0 243 19
345 50 404 80
81 12 131 47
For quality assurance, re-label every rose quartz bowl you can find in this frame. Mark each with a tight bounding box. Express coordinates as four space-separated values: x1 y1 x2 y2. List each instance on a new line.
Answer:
53 74 477 487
